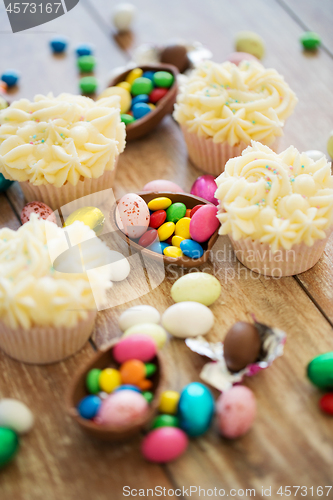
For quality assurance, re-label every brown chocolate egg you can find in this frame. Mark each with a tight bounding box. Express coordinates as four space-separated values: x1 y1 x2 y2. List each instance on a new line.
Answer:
223 322 261 372
160 44 189 73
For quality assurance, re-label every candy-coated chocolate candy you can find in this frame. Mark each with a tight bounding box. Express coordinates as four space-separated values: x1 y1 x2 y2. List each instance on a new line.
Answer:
300 31 321 50
149 88 168 103
190 204 204 218
171 272 221 306
216 386 257 438
77 395 102 419
1 70 19 87
138 229 158 247
141 427 188 463
50 37 68 53
159 390 180 415
190 205 219 243
139 379 153 390
119 305 160 331
148 103 156 110
97 391 148 426
166 202 186 223
151 414 180 429
160 44 189 73
0 428 19 467
21 201 56 225
120 360 146 385
112 3 136 32
99 368 121 393
117 81 131 92
77 55 96 73
131 77 153 96
235 31 265 59
162 302 214 338
180 239 204 259
224 322 261 372
150 209 167 229
305 150 326 162
121 113 136 125
171 235 184 248
327 132 333 159
157 221 175 241
116 193 150 239
163 246 183 258
153 71 174 88
147 241 168 254
179 383 214 437
142 391 154 403
125 68 143 85
148 197 172 211
190 175 218 206
185 209 191 218
227 52 258 65
307 352 333 388
76 44 93 56
114 334 157 364
132 102 151 119
64 206 105 235
175 217 191 239
319 393 333 415
143 180 184 193
114 384 141 393
145 363 157 377
79 76 98 94
123 323 167 349
0 399 34 435
98 86 131 113
142 71 155 81
86 368 102 394
132 94 149 107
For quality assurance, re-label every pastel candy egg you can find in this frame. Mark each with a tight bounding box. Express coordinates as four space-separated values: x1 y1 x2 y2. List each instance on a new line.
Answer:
159 390 180 415
21 201 56 225
119 305 160 331
99 368 121 393
132 102 151 119
148 197 172 211
180 239 204 259
305 150 327 162
163 246 183 258
166 203 187 223
190 175 218 206
151 414 180 429
175 217 191 239
112 3 137 32
227 52 258 65
98 86 131 114
141 427 188 463
64 206 105 235
157 221 175 241
190 205 219 243
116 193 150 239
122 323 167 349
77 395 102 419
97 391 148 426
113 334 157 363
179 383 214 436
235 31 265 59
138 229 158 247
307 352 333 388
107 250 131 282
0 428 19 467
162 302 214 338
131 77 153 96
0 399 34 435
171 272 221 306
143 180 184 193
150 209 167 228
216 386 257 438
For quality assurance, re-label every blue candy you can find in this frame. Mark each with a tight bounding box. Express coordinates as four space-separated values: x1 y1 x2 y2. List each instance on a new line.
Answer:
0 173 13 192
114 385 141 393
77 395 101 419
50 37 68 53
179 383 214 437
131 94 149 107
1 70 19 87
132 102 151 120
76 44 93 57
148 241 168 254
180 239 204 259
142 71 155 81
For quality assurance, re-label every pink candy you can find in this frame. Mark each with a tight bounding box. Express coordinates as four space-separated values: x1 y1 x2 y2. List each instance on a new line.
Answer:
190 175 218 206
141 427 188 463
97 390 149 427
216 386 257 439
227 52 259 65
190 204 219 243
20 201 57 225
113 334 157 364
143 180 184 193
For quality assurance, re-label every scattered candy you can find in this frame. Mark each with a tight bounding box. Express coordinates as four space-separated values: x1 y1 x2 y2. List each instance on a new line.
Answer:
142 180 184 193
178 383 214 436
79 76 98 94
112 2 136 32
151 414 180 429
113 334 157 364
171 272 221 306
319 393 333 415
190 205 219 243
327 132 333 159
116 193 150 239
227 52 258 65
216 386 257 439
21 201 56 225
0 428 19 467
119 305 160 331
180 239 204 259
162 302 214 338
76 44 93 57
64 206 104 235
307 352 333 389
160 44 189 73
77 55 96 73
99 368 121 393
97 390 148 426
122 323 167 349
1 70 19 87
235 31 265 59
190 175 218 206
86 368 102 394
141 427 188 463
0 399 34 435
300 31 321 51
50 37 68 54
223 322 261 372
159 390 180 415
78 395 102 419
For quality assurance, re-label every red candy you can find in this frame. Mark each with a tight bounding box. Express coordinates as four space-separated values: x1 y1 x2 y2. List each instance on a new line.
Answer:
138 229 158 247
190 205 204 218
149 210 166 229
319 394 333 415
149 88 168 103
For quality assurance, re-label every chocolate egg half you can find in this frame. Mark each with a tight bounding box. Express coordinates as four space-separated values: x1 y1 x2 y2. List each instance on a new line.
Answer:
223 322 261 372
160 44 189 73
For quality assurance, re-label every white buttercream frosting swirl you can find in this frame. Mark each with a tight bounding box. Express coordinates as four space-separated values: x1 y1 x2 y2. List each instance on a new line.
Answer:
173 60 297 146
215 141 333 251
0 93 126 187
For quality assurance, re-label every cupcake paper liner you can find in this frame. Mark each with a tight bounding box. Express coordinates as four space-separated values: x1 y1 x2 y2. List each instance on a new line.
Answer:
0 310 97 364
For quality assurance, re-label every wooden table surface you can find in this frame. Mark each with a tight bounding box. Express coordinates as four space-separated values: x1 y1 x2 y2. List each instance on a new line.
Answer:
0 1 333 499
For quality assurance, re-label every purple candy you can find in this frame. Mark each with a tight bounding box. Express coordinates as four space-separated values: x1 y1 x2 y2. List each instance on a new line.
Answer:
190 175 218 206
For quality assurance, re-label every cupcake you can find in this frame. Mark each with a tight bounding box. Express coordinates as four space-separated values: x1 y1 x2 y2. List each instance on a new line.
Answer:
0 214 114 364
0 93 126 210
173 60 297 176
215 141 333 276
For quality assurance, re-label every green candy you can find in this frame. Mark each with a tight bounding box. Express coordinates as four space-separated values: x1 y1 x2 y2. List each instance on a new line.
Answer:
151 414 180 430
307 352 333 388
86 368 102 394
0 428 19 467
131 77 153 96
121 113 136 125
153 71 174 88
77 55 96 73
142 391 154 403
145 363 157 378
79 76 98 94
166 202 187 223
300 31 321 51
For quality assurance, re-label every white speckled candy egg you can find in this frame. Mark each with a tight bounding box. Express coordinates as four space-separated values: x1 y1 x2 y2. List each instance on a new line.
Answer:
119 305 160 331
112 3 136 32
171 272 221 306
123 323 167 349
162 302 214 338
116 193 150 239
0 399 34 434
305 150 326 162
108 250 131 281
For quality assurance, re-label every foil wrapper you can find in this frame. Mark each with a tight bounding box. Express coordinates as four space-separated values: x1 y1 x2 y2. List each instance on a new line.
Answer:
185 322 286 392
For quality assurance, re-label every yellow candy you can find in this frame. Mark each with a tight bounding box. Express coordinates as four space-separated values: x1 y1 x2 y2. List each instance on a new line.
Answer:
171 235 184 248
117 81 131 92
175 217 191 239
159 390 180 415
157 222 175 241
148 103 156 110
97 86 131 114
163 246 183 258
148 197 172 211
64 206 105 235
125 68 143 85
99 368 121 393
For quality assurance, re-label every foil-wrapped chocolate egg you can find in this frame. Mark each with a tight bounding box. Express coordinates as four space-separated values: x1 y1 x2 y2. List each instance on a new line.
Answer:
223 322 261 372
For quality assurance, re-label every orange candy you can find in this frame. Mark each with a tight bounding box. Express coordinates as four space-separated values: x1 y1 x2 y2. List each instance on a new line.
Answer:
185 209 191 218
120 360 146 385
